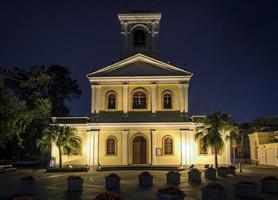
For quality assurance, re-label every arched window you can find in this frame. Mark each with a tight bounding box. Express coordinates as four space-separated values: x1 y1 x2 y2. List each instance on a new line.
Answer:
163 92 172 109
163 136 173 155
106 137 116 155
132 91 147 109
107 93 116 109
133 30 146 46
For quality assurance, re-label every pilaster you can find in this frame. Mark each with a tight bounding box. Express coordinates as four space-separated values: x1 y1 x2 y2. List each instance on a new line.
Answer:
151 129 157 165
151 83 157 113
122 130 129 165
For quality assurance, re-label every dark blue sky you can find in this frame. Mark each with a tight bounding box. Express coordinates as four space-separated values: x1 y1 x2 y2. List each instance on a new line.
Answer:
0 0 277 123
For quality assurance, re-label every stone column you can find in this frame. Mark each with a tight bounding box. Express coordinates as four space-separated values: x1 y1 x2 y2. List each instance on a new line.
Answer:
95 85 100 113
122 130 129 165
93 130 99 166
124 22 128 48
183 84 189 114
180 129 186 165
91 85 96 113
87 130 95 165
151 129 157 165
179 84 184 113
123 84 128 113
151 83 157 114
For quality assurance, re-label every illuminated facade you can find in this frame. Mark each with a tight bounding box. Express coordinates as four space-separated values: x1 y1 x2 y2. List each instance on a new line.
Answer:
51 12 231 167
249 131 278 166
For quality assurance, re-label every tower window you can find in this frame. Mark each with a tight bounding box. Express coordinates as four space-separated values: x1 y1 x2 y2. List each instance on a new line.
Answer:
107 93 116 109
133 30 146 46
133 91 146 109
163 93 172 109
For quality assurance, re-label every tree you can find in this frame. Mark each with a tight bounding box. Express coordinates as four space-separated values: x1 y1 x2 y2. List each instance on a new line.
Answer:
3 65 82 158
195 111 238 168
37 125 80 168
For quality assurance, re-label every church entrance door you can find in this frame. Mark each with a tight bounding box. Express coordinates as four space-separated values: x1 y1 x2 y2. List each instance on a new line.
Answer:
132 136 147 164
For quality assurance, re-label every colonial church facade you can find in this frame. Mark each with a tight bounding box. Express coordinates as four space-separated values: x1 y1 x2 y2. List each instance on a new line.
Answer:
51 12 231 167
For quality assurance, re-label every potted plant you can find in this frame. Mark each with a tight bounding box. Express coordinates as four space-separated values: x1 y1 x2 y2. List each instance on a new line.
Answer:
138 171 153 187
261 176 278 194
227 166 236 176
156 187 186 200
166 171 181 185
19 176 37 195
235 181 257 199
217 167 228 177
105 173 121 190
201 183 225 200
94 192 121 200
67 175 83 192
205 167 216 179
188 168 201 183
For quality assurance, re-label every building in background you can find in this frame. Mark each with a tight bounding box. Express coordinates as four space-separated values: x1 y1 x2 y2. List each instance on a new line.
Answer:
249 129 278 166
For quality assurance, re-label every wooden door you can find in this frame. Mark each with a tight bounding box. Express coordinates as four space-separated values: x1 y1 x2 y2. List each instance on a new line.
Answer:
133 136 147 164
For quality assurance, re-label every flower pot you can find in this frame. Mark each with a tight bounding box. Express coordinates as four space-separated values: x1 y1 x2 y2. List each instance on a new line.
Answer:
235 181 257 199
19 176 37 195
261 180 278 194
188 169 201 183
201 183 225 200
227 166 236 176
166 171 181 185
68 177 83 192
105 174 121 190
156 187 186 200
205 168 216 180
217 167 228 177
138 172 153 187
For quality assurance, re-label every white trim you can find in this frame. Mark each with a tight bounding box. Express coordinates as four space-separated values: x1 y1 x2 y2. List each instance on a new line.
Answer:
87 53 192 78
88 76 190 83
53 122 203 129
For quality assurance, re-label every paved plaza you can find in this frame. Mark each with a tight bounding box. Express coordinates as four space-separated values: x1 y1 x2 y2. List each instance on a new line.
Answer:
0 165 277 200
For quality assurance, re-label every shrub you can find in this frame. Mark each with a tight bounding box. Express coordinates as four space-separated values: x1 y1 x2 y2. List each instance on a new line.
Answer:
158 187 185 196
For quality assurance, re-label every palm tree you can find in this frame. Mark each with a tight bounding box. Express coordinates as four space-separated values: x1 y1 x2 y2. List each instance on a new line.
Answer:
195 111 238 168
37 125 80 168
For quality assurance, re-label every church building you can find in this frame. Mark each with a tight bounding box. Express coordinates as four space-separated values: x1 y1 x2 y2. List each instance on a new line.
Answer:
51 12 231 167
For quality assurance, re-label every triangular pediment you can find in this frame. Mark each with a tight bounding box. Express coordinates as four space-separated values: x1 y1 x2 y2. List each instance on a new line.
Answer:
87 54 192 78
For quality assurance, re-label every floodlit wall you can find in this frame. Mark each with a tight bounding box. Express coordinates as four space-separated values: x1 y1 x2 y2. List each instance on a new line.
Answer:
51 126 230 167
97 83 182 112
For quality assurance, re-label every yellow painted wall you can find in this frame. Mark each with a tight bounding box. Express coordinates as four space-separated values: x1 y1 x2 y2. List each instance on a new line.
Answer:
51 127 229 166
98 83 181 112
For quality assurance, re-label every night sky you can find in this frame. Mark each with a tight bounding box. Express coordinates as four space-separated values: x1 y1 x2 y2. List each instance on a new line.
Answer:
1 0 277 123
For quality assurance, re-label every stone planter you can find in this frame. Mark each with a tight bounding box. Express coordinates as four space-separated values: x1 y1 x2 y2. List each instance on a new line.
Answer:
217 167 228 177
138 172 153 187
156 187 186 200
205 168 216 180
261 176 278 194
188 169 201 183
19 176 37 195
235 181 257 199
166 171 181 185
105 173 121 190
227 166 236 176
201 183 225 200
67 176 83 192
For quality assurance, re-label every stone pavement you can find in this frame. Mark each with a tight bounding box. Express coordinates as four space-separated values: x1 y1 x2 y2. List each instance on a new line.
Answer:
0 165 277 200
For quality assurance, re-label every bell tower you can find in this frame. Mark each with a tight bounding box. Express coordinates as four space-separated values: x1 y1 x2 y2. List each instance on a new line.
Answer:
118 12 161 59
